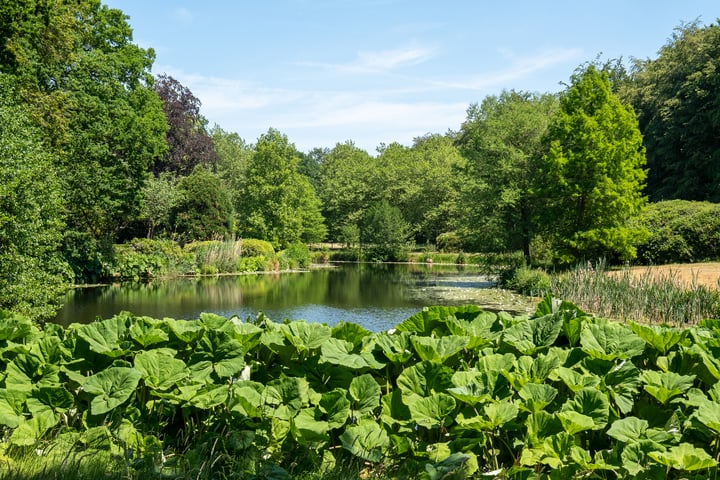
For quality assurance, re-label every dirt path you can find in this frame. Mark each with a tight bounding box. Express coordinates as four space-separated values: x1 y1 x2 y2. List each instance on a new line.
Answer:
613 262 720 290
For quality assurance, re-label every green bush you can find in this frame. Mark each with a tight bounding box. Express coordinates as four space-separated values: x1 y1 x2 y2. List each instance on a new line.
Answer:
436 231 462 252
503 265 552 296
237 256 268 272
240 238 275 257
636 200 720 264
280 243 312 269
115 238 192 280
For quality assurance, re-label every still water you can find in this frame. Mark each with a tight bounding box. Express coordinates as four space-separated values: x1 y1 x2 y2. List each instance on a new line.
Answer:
54 263 535 332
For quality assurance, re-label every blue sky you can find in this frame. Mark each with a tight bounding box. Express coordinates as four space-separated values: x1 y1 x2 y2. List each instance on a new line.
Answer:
105 1 718 153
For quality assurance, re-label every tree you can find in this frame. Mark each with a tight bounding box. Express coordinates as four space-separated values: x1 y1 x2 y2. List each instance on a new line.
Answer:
153 74 218 176
171 166 234 243
620 20 720 201
211 125 253 224
0 87 71 320
317 141 376 242
540 65 648 263
140 173 183 239
0 1 168 281
457 91 558 259
236 129 326 248
360 200 412 262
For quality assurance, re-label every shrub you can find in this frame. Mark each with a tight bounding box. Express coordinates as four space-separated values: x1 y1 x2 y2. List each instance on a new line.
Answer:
436 231 462 253
280 243 312 269
503 265 552 296
635 200 720 264
240 238 275 257
115 238 192 280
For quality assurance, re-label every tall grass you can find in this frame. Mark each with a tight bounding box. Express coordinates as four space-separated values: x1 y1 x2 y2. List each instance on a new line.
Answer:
552 260 720 325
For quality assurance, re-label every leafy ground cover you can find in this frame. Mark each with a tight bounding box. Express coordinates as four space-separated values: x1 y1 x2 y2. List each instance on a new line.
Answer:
1 299 720 479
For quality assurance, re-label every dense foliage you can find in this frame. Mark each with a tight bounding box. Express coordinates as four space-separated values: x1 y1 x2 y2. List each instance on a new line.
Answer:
458 91 558 259
621 21 720 202
2 300 720 478
634 200 720 264
539 65 648 264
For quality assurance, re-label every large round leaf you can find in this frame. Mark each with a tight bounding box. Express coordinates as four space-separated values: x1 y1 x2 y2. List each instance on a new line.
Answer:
82 367 142 415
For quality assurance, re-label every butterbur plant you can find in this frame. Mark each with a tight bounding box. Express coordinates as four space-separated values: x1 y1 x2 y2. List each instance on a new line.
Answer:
0 297 720 478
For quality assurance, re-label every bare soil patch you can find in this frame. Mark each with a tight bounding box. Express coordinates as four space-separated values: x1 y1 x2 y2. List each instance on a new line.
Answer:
612 262 720 290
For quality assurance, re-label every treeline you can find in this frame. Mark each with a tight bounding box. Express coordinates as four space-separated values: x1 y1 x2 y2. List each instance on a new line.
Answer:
1 1 719 320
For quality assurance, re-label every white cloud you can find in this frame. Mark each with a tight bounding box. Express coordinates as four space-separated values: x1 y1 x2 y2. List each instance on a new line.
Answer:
300 45 437 74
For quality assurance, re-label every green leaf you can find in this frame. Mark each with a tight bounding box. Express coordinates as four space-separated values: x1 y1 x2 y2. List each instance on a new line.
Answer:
320 338 384 370
5 355 60 391
557 410 595 435
503 314 563 355
281 321 332 352
164 318 204 344
561 387 609 429
0 389 28 428
229 381 264 417
331 321 371 349
693 398 720 434
410 335 469 363
444 311 500 349
483 401 519 429
447 382 493 406
621 439 665 477
75 317 131 357
349 374 381 415
190 384 230 409
407 393 456 428
396 305 483 335
129 317 169 348
607 417 649 443
263 377 310 417
82 367 142 415
518 383 558 413
525 411 562 447
648 443 716 471
319 389 351 429
133 350 189 391
189 331 245 379
604 359 641 414
580 320 645 360
340 418 389 462
291 407 330 446
397 361 454 400
423 452 479 480
9 411 56 446
372 331 414 364
641 370 695 405
629 321 687 355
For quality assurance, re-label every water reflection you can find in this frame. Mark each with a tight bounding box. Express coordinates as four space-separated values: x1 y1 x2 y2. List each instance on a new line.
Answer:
54 263 528 331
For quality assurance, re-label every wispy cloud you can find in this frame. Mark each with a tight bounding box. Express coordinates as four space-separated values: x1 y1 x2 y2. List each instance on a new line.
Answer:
430 47 583 90
300 45 437 74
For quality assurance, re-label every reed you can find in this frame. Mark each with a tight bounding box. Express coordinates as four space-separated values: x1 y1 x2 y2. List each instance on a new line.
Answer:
551 260 720 325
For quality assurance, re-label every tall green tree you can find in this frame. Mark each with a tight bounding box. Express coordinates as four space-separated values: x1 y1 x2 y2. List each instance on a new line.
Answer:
211 125 253 224
1 0 168 281
457 91 558 259
621 20 720 201
237 129 326 247
171 166 234 243
0 84 71 319
540 65 648 263
317 141 376 243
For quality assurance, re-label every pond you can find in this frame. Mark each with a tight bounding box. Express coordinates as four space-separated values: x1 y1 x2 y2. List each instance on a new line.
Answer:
53 263 537 332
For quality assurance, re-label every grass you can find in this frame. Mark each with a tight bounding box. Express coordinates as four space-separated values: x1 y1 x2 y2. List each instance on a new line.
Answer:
551 260 720 325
